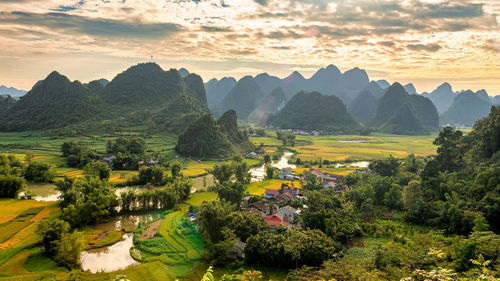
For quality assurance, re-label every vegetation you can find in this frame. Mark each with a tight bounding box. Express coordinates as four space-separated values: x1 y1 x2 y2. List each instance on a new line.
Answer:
369 82 439 135
175 110 255 158
268 91 362 134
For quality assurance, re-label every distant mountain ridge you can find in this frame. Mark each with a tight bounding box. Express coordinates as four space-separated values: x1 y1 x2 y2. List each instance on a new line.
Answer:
0 85 27 98
441 90 493 126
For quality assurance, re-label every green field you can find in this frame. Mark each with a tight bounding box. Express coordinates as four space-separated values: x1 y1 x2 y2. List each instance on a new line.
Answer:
251 132 437 162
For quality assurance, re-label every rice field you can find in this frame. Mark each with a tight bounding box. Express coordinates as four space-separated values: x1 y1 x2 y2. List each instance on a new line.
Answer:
251 133 437 162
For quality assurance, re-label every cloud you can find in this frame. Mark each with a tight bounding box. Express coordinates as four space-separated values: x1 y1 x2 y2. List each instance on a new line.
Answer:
407 43 442 52
0 11 183 39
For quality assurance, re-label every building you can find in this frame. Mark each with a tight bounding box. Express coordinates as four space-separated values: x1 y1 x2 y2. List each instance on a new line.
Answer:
227 240 245 259
321 181 337 189
246 201 270 216
265 188 280 198
277 205 300 220
282 185 299 196
245 152 258 159
264 214 288 228
101 155 116 168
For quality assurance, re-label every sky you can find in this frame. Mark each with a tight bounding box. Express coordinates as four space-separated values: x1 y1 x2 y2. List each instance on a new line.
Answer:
0 0 499 95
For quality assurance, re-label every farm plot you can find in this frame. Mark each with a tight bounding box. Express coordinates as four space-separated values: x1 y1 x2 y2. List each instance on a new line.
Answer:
133 211 203 278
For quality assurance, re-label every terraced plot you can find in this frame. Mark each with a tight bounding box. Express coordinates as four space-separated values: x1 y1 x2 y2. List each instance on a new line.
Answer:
133 211 203 278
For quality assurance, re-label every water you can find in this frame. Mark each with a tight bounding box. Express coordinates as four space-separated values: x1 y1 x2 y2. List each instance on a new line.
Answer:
23 183 61 201
250 152 296 181
80 233 138 273
80 212 163 272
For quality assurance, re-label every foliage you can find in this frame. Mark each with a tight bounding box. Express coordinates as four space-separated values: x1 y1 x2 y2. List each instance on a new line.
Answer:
137 166 165 186
83 161 111 181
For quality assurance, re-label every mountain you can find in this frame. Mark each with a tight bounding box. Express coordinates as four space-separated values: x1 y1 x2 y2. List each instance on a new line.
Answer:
422 82 455 113
475 89 490 103
404 83 417 95
247 87 287 124
369 83 439 135
205 77 237 110
348 90 378 123
175 110 254 158
178 68 189 78
220 76 264 120
0 63 208 134
254 73 282 96
267 91 361 134
376 80 391 89
492 95 500 106
281 71 307 99
0 71 105 131
0 95 15 113
363 81 385 98
307 65 342 95
441 90 493 126
0 85 27 98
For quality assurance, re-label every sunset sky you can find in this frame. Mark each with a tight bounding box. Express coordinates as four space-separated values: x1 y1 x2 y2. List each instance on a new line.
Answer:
0 0 499 95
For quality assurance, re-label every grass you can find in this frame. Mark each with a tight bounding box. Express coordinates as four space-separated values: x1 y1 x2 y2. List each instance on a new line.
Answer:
23 248 67 273
84 229 123 250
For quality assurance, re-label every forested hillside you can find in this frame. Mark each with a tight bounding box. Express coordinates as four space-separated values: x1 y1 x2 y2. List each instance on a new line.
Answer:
267 91 361 133
0 63 208 134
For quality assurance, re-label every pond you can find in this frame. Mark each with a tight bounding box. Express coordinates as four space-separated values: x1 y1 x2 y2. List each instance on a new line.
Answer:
250 152 296 181
80 212 164 273
23 183 61 201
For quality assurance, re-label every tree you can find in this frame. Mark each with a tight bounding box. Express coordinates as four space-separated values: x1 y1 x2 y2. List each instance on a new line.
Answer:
196 200 236 244
0 175 26 198
83 161 111 181
369 155 399 177
265 165 277 180
213 182 246 205
403 180 423 212
263 154 271 164
24 161 55 182
226 211 267 242
433 126 463 171
473 215 490 232
211 162 234 184
170 161 182 178
233 162 250 184
383 183 403 210
138 166 164 186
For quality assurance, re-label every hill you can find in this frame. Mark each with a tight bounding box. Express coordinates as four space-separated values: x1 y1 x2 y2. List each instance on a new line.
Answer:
421 82 456 113
0 71 105 131
247 87 287 124
369 83 439 135
205 77 237 110
267 91 361 134
348 90 378 123
0 63 208 134
441 90 493 126
0 95 16 113
219 76 264 120
175 110 254 158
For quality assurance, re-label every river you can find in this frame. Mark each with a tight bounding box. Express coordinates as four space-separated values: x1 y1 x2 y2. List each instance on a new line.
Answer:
249 152 296 181
80 212 163 273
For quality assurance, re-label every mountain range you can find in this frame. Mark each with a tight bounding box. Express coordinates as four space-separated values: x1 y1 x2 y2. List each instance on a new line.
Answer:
0 85 27 98
0 63 208 134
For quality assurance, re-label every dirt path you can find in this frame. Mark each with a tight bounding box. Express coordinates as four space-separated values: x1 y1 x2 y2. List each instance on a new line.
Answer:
140 219 163 241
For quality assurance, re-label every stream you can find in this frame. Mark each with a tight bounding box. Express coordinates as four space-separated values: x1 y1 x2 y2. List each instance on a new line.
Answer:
249 152 296 181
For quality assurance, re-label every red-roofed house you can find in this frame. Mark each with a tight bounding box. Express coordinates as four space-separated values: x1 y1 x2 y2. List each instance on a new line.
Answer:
264 214 288 228
282 185 299 196
321 181 337 189
282 192 296 200
265 189 281 198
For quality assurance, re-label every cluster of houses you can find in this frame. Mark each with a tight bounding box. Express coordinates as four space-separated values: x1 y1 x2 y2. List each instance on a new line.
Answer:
241 184 305 229
263 126 321 136
245 148 266 159
307 168 344 190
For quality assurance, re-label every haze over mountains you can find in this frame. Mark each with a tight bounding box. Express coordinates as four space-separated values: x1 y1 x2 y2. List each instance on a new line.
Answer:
206 64 497 128
0 85 27 98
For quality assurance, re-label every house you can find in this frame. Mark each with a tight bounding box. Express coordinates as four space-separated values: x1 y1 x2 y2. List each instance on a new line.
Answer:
307 169 343 184
245 152 258 159
227 240 245 259
246 201 270 216
268 194 287 205
321 181 337 189
265 188 280 198
281 192 296 201
256 148 266 155
277 205 300 220
278 167 293 179
264 214 288 228
102 155 116 168
282 185 299 196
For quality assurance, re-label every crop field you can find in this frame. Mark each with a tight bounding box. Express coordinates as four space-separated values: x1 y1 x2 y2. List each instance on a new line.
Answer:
133 211 203 278
251 133 437 162
247 179 302 196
